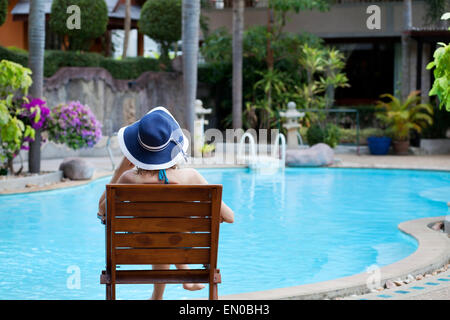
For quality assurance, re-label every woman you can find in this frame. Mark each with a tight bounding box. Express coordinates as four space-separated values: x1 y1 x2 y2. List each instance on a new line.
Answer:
97 106 234 299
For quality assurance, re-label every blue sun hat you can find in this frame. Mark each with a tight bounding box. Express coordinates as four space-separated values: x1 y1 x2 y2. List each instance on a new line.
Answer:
118 106 189 170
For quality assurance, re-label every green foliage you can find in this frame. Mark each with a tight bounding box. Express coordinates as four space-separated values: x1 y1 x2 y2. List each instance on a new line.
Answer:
138 0 182 66
424 0 450 25
0 60 34 172
200 27 232 63
339 127 385 145
306 123 341 148
324 123 341 148
0 0 7 27
426 13 450 111
0 46 160 79
49 0 108 51
306 124 324 146
375 91 434 141
43 50 103 77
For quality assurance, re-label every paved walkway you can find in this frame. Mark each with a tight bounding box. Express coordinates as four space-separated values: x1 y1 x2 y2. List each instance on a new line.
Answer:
344 268 450 300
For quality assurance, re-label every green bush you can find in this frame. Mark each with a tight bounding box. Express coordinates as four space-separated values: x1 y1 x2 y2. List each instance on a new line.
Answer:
306 123 342 148
0 46 160 79
339 127 385 145
0 0 7 27
0 46 27 67
44 50 103 77
324 124 341 148
306 124 325 146
49 0 108 51
99 57 160 79
139 0 181 67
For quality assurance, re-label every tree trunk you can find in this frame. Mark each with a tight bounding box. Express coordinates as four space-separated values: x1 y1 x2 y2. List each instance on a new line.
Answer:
182 0 200 147
401 0 412 101
232 0 244 129
122 0 131 59
28 0 46 174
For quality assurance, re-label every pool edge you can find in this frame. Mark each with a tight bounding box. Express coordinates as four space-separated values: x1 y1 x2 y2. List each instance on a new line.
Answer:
218 216 450 300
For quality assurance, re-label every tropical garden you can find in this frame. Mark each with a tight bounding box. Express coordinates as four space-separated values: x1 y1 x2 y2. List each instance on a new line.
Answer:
0 0 449 176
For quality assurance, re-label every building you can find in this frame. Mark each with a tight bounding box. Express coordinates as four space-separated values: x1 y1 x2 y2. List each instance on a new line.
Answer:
1 0 449 106
0 0 146 55
202 0 450 105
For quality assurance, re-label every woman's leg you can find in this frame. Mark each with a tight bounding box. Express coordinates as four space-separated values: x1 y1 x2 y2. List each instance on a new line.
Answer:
150 264 170 300
175 264 205 291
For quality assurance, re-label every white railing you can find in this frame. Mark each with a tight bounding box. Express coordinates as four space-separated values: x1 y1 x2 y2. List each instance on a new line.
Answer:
272 133 286 168
237 132 257 165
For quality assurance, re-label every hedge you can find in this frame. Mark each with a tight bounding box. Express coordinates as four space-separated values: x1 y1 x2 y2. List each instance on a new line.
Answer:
0 46 161 79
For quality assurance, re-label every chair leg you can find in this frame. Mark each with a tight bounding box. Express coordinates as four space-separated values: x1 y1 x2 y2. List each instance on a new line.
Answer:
106 283 116 300
209 283 218 300
111 284 116 300
106 284 112 300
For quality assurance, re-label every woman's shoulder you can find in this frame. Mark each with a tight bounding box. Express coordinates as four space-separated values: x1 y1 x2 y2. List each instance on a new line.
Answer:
117 169 138 184
175 167 207 185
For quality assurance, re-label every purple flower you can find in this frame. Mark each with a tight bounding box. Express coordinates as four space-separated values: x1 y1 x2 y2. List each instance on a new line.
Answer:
48 101 102 150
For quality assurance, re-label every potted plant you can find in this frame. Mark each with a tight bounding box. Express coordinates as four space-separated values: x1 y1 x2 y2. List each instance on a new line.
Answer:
201 143 215 158
375 91 433 155
367 130 392 155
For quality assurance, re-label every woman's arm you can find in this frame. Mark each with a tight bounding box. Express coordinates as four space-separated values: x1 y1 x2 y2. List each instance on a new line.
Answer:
188 168 234 224
97 156 134 223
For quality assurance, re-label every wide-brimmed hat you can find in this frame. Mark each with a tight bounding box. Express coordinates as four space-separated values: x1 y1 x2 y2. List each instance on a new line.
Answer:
118 106 189 170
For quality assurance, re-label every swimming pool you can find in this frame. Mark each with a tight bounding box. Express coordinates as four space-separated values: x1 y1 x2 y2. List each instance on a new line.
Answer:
0 168 449 300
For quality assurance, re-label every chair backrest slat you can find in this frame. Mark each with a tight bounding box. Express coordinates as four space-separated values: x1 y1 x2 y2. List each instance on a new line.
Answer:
114 186 212 202
113 217 211 233
114 202 211 217
115 233 211 248
106 184 222 267
115 248 211 265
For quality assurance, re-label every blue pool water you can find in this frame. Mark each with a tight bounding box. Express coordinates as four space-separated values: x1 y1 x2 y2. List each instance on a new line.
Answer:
0 168 449 300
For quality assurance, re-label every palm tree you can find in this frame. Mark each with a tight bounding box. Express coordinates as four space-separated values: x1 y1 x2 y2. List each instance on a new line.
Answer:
182 0 200 141
232 0 244 129
28 0 46 173
122 0 131 59
401 0 412 101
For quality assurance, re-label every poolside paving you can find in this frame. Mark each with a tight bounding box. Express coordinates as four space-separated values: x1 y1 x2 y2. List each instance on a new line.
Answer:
343 268 450 300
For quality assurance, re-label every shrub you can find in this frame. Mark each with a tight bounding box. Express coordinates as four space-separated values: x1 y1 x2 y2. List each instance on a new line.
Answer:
99 56 160 79
18 98 51 150
0 0 8 27
47 101 102 150
0 46 160 79
44 50 103 77
49 0 108 51
306 123 341 148
324 124 341 148
138 0 181 67
306 124 324 146
0 60 34 173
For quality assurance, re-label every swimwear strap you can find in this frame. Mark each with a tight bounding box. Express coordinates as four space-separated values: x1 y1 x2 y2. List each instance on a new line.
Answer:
158 169 169 184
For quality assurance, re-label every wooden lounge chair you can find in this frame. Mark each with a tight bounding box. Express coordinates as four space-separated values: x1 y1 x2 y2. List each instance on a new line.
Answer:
100 184 223 300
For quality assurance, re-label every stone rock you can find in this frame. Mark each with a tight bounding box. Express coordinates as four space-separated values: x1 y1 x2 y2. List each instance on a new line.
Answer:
385 280 396 289
416 274 423 280
404 275 414 284
444 216 450 235
285 143 334 167
393 280 404 286
432 222 443 231
59 158 94 180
